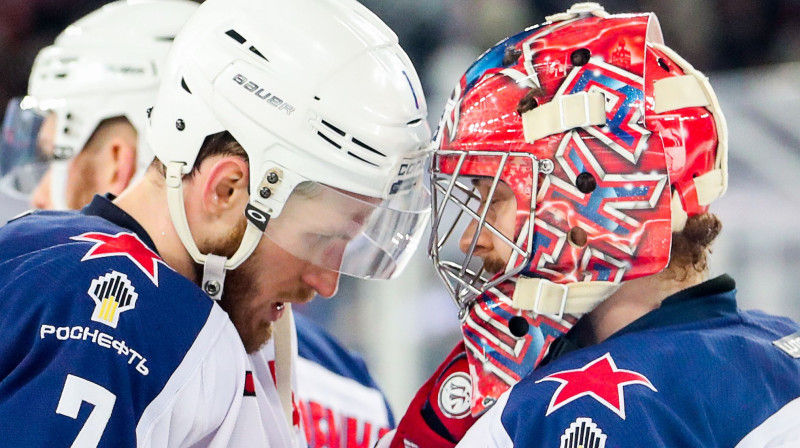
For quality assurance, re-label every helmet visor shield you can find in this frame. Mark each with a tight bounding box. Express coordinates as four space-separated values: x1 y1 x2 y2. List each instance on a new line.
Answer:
0 97 54 198
429 151 538 311
264 180 430 280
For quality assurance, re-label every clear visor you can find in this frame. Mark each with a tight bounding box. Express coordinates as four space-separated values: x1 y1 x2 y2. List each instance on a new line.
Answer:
0 97 58 199
429 151 538 311
264 179 430 280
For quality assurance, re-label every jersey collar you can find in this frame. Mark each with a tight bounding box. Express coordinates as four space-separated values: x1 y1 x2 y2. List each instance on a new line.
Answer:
542 274 738 366
80 193 160 256
614 274 737 338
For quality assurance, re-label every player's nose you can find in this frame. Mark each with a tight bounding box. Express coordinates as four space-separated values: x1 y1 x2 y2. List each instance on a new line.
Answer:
459 218 493 256
302 265 340 298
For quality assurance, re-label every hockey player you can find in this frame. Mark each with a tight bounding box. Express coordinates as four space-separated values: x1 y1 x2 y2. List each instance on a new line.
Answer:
385 3 800 447
0 0 429 446
0 1 396 445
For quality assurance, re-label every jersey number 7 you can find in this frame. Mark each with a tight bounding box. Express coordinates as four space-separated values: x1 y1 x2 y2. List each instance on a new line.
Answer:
56 374 117 447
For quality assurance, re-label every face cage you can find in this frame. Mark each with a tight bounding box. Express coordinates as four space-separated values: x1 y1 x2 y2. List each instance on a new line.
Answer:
429 150 541 319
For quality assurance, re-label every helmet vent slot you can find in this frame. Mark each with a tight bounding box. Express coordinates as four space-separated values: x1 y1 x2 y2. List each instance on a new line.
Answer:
225 29 246 44
316 131 341 149
352 138 385 157
347 151 379 167
321 120 345 136
508 316 529 337
224 29 269 61
503 47 523 66
570 48 591 66
181 77 192 94
248 46 268 62
568 227 588 248
313 118 386 168
406 118 422 125
576 172 597 193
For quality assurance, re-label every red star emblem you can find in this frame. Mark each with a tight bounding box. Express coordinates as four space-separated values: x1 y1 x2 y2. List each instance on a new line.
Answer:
536 352 656 419
72 232 166 286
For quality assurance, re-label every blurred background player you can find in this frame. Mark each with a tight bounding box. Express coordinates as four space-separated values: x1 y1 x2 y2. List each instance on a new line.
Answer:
0 0 397 445
0 0 430 446
388 3 800 447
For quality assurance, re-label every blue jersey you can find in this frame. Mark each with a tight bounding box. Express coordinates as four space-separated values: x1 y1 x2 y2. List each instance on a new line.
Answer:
0 196 289 447
294 312 395 447
458 275 800 447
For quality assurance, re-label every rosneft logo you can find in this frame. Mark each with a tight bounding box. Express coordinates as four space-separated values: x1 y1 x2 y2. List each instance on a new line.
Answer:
88 271 138 328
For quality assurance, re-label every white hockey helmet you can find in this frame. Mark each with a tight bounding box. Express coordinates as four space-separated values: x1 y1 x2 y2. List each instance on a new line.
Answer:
146 0 431 295
0 0 199 209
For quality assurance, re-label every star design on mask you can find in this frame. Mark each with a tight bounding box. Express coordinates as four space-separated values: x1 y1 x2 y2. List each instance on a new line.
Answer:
72 232 165 286
536 352 656 419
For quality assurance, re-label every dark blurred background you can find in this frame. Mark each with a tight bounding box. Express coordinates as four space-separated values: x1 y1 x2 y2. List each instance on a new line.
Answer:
2 0 800 124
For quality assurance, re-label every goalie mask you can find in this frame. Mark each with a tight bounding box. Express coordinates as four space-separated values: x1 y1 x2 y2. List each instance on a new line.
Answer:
429 2 727 414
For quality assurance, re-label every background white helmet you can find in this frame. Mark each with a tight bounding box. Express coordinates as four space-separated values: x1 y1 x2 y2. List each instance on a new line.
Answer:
147 0 431 293
0 0 199 209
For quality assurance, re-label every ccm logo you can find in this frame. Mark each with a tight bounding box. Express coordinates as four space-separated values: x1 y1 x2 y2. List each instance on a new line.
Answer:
233 74 295 116
398 159 425 177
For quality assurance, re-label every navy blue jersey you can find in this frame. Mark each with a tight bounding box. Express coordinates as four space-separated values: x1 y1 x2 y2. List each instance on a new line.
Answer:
458 275 800 447
0 196 286 447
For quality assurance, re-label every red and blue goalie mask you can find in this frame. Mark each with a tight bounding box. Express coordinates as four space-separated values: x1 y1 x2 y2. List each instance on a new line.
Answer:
429 4 726 416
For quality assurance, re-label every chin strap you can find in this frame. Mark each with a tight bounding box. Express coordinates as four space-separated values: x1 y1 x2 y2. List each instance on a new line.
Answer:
511 276 620 319
522 91 608 143
201 254 227 299
165 161 296 428
273 304 295 429
165 161 265 299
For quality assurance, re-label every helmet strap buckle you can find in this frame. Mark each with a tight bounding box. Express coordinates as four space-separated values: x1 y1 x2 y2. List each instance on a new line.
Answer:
202 253 227 300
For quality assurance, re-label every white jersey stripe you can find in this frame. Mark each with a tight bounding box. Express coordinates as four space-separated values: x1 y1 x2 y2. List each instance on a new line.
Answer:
456 390 514 448
736 396 800 448
295 356 390 427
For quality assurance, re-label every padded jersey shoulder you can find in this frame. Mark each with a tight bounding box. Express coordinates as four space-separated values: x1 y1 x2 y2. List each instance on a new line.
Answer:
496 311 800 447
0 210 226 447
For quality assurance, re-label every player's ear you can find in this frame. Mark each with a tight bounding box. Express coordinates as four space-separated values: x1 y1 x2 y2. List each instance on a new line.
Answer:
106 137 137 195
202 156 249 217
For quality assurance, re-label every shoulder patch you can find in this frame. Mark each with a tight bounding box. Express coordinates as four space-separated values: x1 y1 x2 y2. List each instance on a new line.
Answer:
560 417 607 448
72 232 166 286
773 330 800 359
536 352 656 419
88 271 139 328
